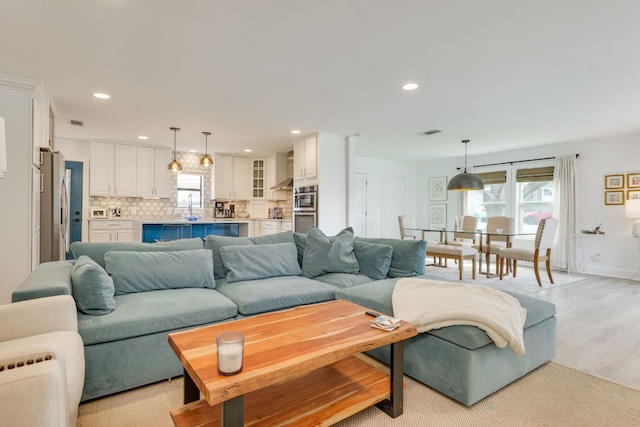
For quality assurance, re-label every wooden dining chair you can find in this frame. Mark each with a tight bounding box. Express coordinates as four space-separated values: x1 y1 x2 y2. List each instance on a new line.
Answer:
498 217 559 286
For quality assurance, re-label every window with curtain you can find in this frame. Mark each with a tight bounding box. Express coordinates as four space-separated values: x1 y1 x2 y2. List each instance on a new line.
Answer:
467 162 554 234
177 173 203 209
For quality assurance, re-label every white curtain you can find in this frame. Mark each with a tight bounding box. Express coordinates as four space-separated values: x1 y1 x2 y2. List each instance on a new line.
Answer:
552 155 580 270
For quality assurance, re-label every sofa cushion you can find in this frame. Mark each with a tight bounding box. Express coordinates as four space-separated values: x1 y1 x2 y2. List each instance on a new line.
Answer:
336 277 557 351
301 227 359 278
293 227 354 268
313 272 374 289
205 231 295 280
77 288 238 345
104 249 215 295
215 276 337 315
353 241 393 280
71 256 116 315
220 242 301 283
355 237 426 277
70 238 204 268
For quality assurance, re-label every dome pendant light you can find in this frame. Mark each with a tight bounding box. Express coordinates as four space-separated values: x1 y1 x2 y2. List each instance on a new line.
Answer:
447 139 484 191
199 131 213 167
167 127 182 174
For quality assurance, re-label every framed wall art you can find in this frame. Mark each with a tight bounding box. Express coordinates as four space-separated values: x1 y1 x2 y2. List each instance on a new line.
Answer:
429 176 448 201
627 173 640 188
605 190 624 205
605 174 624 189
628 190 640 200
429 203 447 229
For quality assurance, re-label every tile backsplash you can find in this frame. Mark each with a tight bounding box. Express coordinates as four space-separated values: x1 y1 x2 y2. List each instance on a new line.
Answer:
89 151 292 220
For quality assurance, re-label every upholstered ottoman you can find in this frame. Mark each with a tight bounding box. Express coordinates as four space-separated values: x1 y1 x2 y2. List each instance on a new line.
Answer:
336 276 556 406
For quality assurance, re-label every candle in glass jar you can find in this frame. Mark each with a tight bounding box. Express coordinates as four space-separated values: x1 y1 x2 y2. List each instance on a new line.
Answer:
216 332 244 375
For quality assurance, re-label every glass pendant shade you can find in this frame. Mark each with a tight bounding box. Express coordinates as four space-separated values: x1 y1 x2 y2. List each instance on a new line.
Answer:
167 127 182 174
200 131 213 167
447 140 484 191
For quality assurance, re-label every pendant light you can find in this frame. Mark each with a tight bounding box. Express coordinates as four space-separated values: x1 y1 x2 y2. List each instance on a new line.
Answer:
199 131 213 167
167 127 182 174
447 139 484 191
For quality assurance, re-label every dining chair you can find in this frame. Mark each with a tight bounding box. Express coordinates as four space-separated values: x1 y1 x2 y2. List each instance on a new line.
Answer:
398 215 442 264
498 217 559 286
473 216 516 275
398 215 418 240
447 215 478 246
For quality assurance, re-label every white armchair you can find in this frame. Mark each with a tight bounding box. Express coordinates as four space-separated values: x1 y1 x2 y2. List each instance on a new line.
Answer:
0 295 84 427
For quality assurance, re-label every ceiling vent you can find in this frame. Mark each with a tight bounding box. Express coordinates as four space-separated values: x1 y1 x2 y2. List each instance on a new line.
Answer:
69 119 84 127
418 129 442 136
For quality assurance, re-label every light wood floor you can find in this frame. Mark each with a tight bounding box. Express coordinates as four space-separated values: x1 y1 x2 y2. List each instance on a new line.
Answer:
533 274 640 390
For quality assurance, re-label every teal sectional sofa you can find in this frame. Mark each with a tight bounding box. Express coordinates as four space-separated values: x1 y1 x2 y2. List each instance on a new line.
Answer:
12 227 556 406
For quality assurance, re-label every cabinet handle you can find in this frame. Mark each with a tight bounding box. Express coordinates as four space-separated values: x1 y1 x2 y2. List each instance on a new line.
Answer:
39 173 44 193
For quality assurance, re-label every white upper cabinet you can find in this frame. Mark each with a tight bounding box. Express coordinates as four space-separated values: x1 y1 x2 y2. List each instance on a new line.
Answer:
293 135 317 184
251 158 265 199
212 155 249 200
114 144 136 197
136 147 172 198
90 141 136 197
266 153 288 200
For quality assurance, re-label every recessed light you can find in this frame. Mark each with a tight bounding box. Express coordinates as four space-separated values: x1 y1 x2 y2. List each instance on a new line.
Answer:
93 93 110 99
138 136 148 140
402 83 418 91
290 130 301 134
244 149 252 152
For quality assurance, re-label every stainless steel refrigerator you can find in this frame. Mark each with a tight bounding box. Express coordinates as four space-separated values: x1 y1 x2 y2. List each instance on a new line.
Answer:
40 149 68 263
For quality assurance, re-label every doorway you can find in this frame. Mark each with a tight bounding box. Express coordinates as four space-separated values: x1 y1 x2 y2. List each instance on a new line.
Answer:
65 161 83 260
352 172 368 237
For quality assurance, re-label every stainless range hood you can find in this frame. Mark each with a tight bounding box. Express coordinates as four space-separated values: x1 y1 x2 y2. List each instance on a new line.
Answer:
271 177 293 190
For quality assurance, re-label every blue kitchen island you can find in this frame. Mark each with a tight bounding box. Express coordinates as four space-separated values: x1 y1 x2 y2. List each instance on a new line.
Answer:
140 220 251 243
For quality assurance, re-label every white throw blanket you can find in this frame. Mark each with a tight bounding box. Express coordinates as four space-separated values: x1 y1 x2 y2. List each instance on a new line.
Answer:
392 278 527 355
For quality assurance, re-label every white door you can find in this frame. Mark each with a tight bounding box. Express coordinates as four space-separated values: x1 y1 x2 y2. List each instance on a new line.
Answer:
352 172 367 237
382 174 405 238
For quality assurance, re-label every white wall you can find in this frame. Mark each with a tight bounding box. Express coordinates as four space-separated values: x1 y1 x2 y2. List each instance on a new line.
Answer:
55 138 90 242
354 156 417 238
0 85 33 304
417 133 640 279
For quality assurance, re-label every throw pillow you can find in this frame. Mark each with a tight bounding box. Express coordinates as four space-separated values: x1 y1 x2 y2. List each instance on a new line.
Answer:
205 231 295 280
220 242 302 283
70 238 205 268
301 226 359 278
71 255 116 315
353 241 394 280
354 237 426 277
104 249 215 295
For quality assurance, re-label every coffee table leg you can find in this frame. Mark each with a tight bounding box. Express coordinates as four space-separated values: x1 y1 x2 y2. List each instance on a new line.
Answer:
375 341 404 418
183 369 199 404
221 395 244 427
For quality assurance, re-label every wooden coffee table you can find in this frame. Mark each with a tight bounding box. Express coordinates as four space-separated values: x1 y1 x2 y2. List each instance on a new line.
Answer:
168 299 417 426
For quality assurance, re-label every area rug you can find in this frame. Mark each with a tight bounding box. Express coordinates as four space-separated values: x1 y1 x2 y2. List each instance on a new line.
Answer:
424 262 585 295
77 363 640 426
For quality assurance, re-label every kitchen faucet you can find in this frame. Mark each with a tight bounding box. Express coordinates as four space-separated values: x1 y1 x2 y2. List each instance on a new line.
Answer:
188 193 193 217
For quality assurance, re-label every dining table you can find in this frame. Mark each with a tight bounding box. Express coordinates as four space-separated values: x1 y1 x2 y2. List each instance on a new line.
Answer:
407 227 537 278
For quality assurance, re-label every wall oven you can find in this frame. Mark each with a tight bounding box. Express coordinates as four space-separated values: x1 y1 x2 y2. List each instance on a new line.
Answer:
294 185 318 233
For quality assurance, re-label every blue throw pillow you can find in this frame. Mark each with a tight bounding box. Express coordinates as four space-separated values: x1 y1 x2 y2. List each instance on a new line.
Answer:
353 241 393 280
104 249 215 295
71 255 116 315
354 237 426 277
220 242 302 283
302 226 359 278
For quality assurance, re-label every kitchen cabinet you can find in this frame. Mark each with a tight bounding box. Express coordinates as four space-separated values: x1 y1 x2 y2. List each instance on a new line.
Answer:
281 220 293 232
89 220 139 242
136 146 173 198
212 155 249 200
251 158 265 199
266 153 289 200
293 135 317 183
90 141 137 197
260 220 279 236
31 95 55 167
